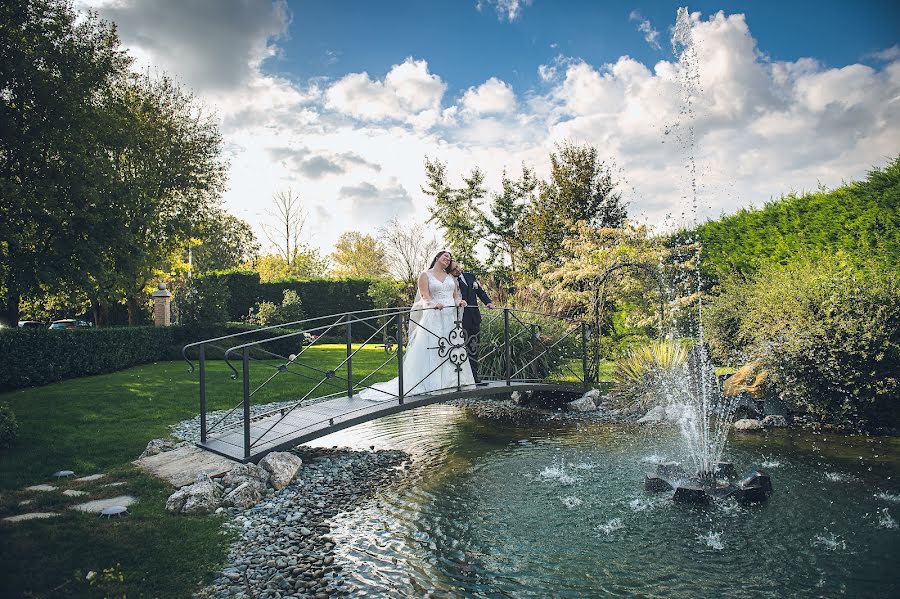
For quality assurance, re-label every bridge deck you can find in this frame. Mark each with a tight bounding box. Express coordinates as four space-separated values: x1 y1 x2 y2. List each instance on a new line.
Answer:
200 380 583 462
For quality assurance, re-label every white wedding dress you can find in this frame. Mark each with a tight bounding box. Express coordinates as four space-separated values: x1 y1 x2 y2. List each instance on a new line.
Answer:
360 271 476 400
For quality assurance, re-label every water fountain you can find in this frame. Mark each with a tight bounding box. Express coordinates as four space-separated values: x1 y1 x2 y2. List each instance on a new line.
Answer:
643 8 773 505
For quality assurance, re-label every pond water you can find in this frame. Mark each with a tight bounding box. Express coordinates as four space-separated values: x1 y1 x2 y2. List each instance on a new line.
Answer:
310 404 899 598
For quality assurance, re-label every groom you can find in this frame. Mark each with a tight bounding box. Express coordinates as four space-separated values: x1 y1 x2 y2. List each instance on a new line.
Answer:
449 261 494 383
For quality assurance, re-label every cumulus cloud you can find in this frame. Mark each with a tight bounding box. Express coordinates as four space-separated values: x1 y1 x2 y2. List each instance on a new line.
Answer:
461 77 517 114
476 0 533 22
268 147 381 179
84 0 290 92
325 58 447 127
339 179 414 221
629 10 661 50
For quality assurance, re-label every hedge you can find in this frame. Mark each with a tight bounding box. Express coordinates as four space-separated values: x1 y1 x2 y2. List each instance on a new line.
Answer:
196 272 375 322
0 323 319 392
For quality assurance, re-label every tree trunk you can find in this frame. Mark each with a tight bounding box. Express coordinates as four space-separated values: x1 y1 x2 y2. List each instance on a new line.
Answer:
90 297 110 327
127 293 143 326
3 289 20 327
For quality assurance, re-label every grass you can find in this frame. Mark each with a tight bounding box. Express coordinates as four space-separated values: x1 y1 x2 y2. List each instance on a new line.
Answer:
0 344 397 598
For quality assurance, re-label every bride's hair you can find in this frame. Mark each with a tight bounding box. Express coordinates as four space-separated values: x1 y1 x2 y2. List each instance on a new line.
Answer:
428 250 451 269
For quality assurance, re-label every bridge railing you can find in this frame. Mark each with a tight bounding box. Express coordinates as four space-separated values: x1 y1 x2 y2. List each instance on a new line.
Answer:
182 306 589 460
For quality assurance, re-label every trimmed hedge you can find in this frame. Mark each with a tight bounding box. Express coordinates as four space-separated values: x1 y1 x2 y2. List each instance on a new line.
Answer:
196 272 375 322
0 324 319 392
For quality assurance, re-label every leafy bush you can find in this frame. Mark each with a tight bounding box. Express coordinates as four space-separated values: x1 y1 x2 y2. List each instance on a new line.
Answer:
250 290 306 327
174 277 231 325
611 339 688 407
477 310 581 382
0 404 18 449
703 255 900 430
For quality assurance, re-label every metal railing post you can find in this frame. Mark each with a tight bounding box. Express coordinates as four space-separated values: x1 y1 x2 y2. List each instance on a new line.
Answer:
242 347 251 460
581 322 590 389
346 315 353 398
504 308 511 386
199 345 207 444
396 312 404 404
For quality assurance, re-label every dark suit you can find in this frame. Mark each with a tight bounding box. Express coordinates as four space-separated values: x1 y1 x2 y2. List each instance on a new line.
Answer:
456 272 492 381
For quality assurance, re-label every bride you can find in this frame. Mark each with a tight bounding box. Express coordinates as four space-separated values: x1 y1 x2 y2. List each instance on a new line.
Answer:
360 251 476 400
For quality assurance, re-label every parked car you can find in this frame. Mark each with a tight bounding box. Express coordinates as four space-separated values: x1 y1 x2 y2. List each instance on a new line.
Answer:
48 319 93 330
18 321 46 329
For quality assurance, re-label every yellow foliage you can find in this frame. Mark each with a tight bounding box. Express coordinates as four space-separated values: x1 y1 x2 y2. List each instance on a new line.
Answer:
723 361 768 398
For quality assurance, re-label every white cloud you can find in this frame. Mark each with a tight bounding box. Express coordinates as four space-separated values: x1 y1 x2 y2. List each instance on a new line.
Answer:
871 45 900 62
461 77 517 114
476 0 533 22
325 58 446 127
629 10 661 50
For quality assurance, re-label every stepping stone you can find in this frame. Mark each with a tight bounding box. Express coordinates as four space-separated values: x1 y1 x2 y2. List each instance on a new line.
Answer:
102 482 126 488
25 484 58 492
70 495 137 514
19 500 33 506
63 489 88 497
75 474 106 482
134 445 237 488
53 470 76 478
3 512 61 523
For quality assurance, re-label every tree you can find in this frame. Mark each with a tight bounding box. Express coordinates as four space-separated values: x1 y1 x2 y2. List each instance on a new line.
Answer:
422 158 485 273
377 218 441 288
330 232 387 278
250 251 330 282
0 0 130 325
99 73 227 324
190 210 260 274
262 188 309 266
482 165 537 285
520 142 627 273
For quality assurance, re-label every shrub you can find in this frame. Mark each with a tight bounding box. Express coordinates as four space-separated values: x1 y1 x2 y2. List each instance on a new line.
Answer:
477 310 581 382
174 277 231 325
611 339 688 407
250 290 306 327
703 255 900 430
0 404 18 449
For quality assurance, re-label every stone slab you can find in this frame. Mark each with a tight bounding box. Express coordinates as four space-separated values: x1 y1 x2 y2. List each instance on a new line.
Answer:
133 444 237 488
63 489 88 497
25 484 57 492
3 512 61 523
75 474 106 482
70 495 137 513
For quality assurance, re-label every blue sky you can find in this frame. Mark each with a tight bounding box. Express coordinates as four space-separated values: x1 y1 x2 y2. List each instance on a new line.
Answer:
84 0 899 253
277 1 899 96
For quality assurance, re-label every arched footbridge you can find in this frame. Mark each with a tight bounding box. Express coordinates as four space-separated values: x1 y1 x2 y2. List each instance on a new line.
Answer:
183 307 591 463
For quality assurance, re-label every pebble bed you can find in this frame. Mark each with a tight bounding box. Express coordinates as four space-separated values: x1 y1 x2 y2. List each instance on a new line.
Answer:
197 447 409 599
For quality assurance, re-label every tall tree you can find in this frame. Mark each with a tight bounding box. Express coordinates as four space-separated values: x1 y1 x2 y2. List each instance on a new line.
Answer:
330 232 387 278
0 0 130 325
100 73 227 324
482 165 537 285
249 251 330 282
262 188 308 266
190 210 260 274
422 157 485 273
377 218 441 288
520 142 627 273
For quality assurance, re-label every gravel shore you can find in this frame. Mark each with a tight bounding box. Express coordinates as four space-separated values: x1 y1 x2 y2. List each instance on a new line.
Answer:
196 446 410 599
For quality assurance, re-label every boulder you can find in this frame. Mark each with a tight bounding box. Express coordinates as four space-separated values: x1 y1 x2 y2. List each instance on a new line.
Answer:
583 389 602 401
165 473 222 514
567 395 598 412
258 452 303 491
733 418 763 431
222 463 269 494
673 485 710 505
222 481 263 509
637 405 666 424
762 415 788 428
645 474 674 492
139 438 190 459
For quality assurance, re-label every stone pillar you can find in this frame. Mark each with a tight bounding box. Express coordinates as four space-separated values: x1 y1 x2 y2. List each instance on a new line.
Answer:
152 282 172 326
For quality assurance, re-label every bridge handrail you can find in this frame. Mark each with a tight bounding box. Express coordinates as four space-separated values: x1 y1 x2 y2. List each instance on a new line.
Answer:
181 307 404 370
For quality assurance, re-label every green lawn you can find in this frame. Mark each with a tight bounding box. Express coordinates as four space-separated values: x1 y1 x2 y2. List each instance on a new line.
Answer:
0 344 398 598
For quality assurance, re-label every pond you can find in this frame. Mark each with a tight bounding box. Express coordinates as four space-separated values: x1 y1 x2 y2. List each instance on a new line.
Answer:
310 404 900 598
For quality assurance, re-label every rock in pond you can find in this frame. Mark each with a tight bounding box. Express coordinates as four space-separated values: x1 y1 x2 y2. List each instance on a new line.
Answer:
567 395 598 412
762 414 788 428
733 418 763 431
258 452 303 491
